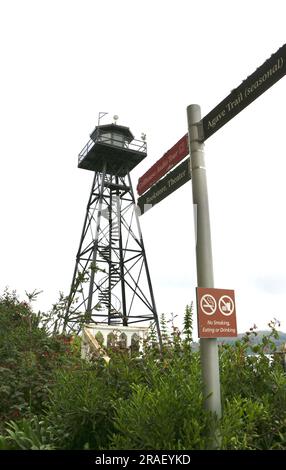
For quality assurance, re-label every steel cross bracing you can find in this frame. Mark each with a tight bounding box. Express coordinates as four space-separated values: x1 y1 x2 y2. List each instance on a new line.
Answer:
63 168 160 337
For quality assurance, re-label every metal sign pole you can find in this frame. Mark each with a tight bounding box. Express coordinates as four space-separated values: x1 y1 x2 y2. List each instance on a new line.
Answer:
187 105 222 422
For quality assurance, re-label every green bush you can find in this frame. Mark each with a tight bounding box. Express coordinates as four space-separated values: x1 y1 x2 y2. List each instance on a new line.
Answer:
1 296 286 450
0 290 81 429
0 416 55 450
43 366 115 449
109 353 213 450
220 397 270 449
42 351 153 450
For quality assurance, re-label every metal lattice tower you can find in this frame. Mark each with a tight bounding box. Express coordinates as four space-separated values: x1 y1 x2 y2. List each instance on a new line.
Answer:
63 116 161 342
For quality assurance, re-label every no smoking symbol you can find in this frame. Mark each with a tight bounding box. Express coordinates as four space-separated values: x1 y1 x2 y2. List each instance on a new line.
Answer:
218 295 234 316
200 294 217 315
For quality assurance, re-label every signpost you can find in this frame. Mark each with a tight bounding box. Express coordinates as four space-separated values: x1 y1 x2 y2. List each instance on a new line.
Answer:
196 288 237 338
135 43 286 445
187 104 222 429
137 158 191 215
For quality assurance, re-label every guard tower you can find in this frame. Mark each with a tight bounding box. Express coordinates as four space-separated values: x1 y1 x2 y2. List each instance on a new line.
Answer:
63 115 161 344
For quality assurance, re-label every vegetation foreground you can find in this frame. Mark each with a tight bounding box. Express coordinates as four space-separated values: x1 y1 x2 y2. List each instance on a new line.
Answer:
0 290 286 450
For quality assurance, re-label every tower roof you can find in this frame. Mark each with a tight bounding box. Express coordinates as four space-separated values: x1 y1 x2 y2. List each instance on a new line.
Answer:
90 123 134 142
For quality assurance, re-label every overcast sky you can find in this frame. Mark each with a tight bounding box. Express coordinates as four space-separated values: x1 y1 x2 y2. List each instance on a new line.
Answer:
0 0 286 338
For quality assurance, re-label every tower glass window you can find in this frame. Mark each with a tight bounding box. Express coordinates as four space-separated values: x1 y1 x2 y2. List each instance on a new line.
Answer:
99 131 126 148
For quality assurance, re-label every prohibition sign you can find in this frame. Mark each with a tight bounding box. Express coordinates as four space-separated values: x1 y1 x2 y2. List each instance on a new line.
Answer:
218 295 234 316
200 294 217 315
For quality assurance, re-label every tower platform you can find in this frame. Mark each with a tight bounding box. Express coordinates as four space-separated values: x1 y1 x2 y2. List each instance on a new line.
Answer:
78 123 147 176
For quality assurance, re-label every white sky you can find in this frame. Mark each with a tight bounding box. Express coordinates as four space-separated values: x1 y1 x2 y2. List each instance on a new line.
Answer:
0 0 286 338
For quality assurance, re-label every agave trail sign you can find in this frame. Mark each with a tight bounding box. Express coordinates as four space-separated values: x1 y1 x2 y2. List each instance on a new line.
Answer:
202 44 286 141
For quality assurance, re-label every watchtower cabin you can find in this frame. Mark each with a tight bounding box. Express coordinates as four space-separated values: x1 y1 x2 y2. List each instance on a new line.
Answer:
78 123 147 175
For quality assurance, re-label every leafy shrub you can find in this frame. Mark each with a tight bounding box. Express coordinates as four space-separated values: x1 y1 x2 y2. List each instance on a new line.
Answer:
0 290 81 429
0 416 55 450
43 366 115 449
220 322 284 400
109 353 213 450
43 351 152 449
1 294 286 451
220 397 270 449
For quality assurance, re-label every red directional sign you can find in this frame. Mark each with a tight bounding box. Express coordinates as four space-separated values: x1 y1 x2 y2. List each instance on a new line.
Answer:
196 287 237 338
137 134 188 196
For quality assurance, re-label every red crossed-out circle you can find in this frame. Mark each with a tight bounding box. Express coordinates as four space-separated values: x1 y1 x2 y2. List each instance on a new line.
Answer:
200 294 217 315
218 295 234 316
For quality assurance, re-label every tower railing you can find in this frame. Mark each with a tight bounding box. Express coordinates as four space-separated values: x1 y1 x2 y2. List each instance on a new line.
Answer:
78 136 147 166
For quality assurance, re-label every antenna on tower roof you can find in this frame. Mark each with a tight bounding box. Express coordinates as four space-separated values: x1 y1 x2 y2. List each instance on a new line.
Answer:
98 112 108 127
